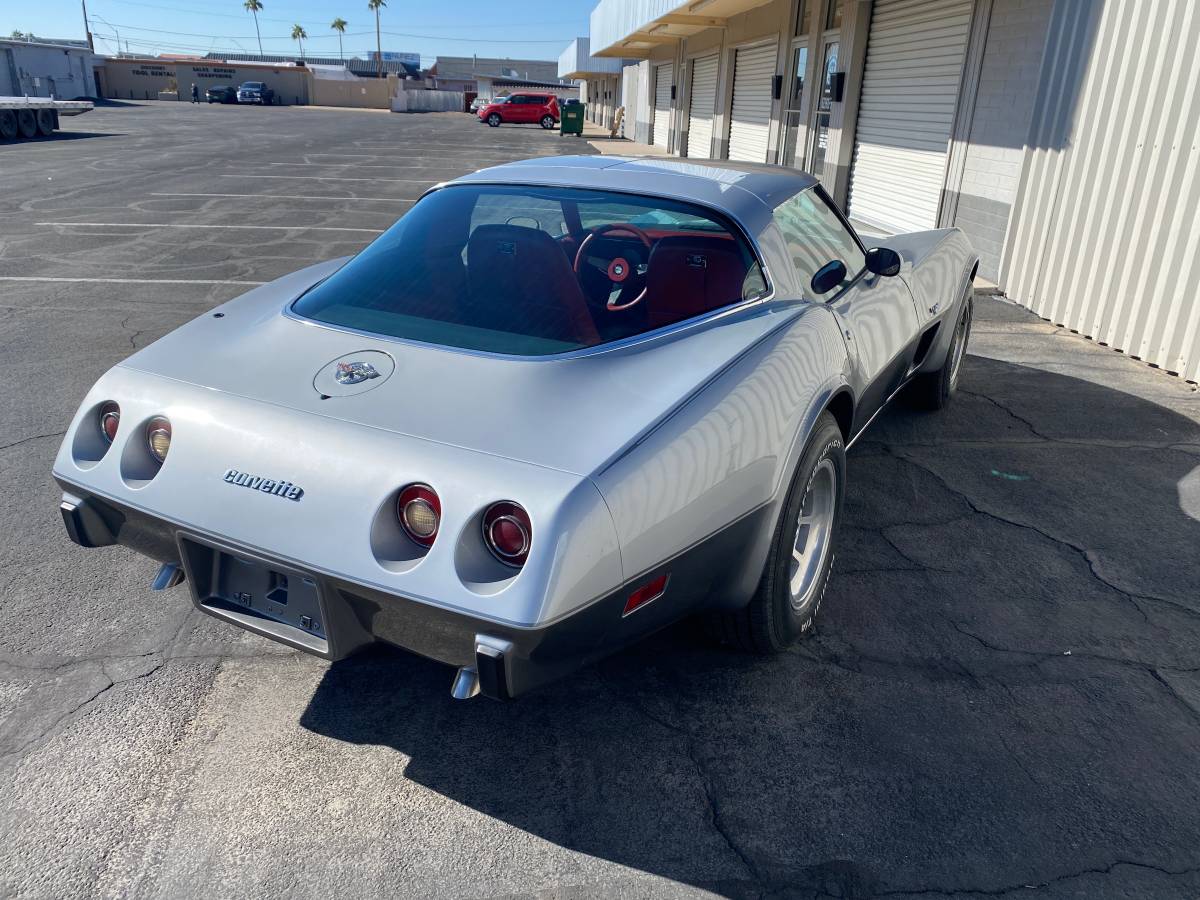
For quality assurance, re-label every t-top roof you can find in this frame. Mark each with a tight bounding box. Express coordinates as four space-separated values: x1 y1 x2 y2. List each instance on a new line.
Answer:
448 155 818 235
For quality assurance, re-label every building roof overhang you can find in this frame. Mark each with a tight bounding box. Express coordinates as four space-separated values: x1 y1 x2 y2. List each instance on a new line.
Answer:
590 0 776 57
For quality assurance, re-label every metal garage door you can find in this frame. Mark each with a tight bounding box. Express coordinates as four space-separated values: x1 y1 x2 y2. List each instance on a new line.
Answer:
652 63 673 149
727 43 776 162
846 0 973 233
686 54 719 159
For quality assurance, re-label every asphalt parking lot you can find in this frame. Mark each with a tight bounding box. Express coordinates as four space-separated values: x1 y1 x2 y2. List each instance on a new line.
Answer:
2 102 1199 899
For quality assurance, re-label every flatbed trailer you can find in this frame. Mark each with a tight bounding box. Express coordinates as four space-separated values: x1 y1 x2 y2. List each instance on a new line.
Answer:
0 97 94 141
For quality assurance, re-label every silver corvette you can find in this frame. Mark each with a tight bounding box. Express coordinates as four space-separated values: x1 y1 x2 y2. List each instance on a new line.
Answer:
53 156 977 699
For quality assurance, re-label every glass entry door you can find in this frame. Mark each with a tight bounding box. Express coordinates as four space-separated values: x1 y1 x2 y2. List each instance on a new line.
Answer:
779 45 810 168
808 39 839 178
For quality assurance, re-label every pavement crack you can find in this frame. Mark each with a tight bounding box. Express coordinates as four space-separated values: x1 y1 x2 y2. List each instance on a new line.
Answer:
885 446 1168 624
0 430 67 451
878 858 1200 896
594 674 763 887
1149 668 1200 725
958 388 1054 441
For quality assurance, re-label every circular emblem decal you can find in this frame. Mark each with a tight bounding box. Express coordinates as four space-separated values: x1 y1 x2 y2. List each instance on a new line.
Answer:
313 350 396 397
607 257 630 283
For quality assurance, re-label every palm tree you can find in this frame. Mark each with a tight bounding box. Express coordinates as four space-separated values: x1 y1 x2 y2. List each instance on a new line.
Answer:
291 23 307 61
243 0 264 56
367 0 386 78
330 17 348 61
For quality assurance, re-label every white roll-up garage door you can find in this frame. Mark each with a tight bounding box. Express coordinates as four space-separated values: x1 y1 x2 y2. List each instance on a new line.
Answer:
652 63 673 149
686 54 719 159
727 43 776 163
847 0 973 233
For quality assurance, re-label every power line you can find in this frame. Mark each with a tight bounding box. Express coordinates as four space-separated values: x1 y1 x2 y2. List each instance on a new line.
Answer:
93 17 577 45
94 0 588 32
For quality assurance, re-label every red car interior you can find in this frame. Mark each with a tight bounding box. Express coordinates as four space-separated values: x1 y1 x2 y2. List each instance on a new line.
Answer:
467 224 601 345
312 180 761 351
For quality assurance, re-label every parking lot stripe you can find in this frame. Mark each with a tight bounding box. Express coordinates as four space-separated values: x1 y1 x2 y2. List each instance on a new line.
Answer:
0 276 265 285
36 222 386 233
149 193 414 203
299 152 521 161
219 174 435 184
269 162 496 171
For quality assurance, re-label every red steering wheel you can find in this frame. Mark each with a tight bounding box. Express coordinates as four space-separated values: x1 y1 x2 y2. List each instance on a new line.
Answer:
573 223 654 311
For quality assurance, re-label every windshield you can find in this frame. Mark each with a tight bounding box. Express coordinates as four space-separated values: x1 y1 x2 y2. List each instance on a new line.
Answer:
292 184 767 356
242 82 264 89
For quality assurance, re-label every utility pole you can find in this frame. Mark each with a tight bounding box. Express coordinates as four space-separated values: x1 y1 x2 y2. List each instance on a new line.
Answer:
82 0 94 51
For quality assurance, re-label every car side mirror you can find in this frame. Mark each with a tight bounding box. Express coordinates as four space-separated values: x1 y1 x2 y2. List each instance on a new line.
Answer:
865 246 902 277
811 259 847 295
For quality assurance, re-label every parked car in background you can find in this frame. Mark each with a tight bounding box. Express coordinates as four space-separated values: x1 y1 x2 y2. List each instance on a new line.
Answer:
469 96 491 113
54 156 977 700
478 93 559 129
237 82 275 105
205 85 238 104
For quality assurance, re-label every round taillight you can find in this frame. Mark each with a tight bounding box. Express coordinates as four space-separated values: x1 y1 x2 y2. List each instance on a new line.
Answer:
99 401 120 444
482 501 532 567
397 483 440 547
146 416 171 463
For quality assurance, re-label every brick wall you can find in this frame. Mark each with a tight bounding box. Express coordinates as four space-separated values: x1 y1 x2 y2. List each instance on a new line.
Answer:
954 0 1054 280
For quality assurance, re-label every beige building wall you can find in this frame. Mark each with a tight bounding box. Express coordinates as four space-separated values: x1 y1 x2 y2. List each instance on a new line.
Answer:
102 59 311 104
311 74 396 109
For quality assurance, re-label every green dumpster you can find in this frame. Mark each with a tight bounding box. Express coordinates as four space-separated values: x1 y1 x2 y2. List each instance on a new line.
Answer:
560 103 585 136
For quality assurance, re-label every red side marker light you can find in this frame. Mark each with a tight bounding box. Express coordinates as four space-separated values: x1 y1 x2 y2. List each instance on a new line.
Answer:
623 574 669 617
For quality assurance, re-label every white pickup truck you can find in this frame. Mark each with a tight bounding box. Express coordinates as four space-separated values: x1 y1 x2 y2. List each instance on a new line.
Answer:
0 96 94 141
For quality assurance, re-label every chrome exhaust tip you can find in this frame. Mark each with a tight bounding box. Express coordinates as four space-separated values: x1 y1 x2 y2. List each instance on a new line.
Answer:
451 666 480 700
151 562 185 591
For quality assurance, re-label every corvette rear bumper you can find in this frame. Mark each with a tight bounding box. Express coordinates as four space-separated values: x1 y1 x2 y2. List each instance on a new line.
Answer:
57 485 746 699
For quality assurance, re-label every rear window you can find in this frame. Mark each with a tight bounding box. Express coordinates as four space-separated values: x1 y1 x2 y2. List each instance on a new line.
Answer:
292 185 768 356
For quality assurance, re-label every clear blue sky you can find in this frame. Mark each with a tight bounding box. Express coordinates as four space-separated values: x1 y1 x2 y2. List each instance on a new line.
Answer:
5 0 595 66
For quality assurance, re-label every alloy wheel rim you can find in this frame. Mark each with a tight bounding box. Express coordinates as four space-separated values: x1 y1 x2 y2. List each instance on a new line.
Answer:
949 302 972 388
789 458 837 610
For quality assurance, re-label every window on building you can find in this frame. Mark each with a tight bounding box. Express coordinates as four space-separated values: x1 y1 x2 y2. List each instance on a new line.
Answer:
795 0 811 36
772 188 865 297
826 0 844 30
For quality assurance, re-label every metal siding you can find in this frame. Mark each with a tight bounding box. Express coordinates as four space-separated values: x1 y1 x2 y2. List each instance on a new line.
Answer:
686 54 719 159
591 0 688 54
1002 0 1200 383
621 62 640 138
847 0 974 233
652 62 673 148
727 43 776 163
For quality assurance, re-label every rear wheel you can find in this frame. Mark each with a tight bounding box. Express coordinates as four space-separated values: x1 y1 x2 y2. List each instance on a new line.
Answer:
36 109 55 136
487 113 502 127
16 109 38 139
540 115 555 130
908 292 973 410
0 110 16 140
706 411 845 653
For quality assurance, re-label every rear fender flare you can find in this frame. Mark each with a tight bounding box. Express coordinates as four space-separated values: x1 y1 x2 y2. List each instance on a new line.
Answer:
704 313 854 610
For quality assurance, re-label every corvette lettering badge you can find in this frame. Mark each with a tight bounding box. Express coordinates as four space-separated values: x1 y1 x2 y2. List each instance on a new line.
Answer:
223 469 304 501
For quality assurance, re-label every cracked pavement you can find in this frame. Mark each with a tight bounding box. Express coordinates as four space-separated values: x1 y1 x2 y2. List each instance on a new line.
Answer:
2 103 1200 899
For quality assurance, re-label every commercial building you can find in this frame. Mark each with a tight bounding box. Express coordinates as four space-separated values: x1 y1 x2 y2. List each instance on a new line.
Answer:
571 0 1200 383
557 38 630 131
1 37 98 99
428 56 565 93
209 52 421 79
99 57 400 109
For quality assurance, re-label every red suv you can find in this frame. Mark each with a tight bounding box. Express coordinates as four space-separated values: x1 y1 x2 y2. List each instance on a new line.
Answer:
477 94 560 129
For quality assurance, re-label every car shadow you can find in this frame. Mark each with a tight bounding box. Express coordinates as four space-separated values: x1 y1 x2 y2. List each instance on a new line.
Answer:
299 355 1200 896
